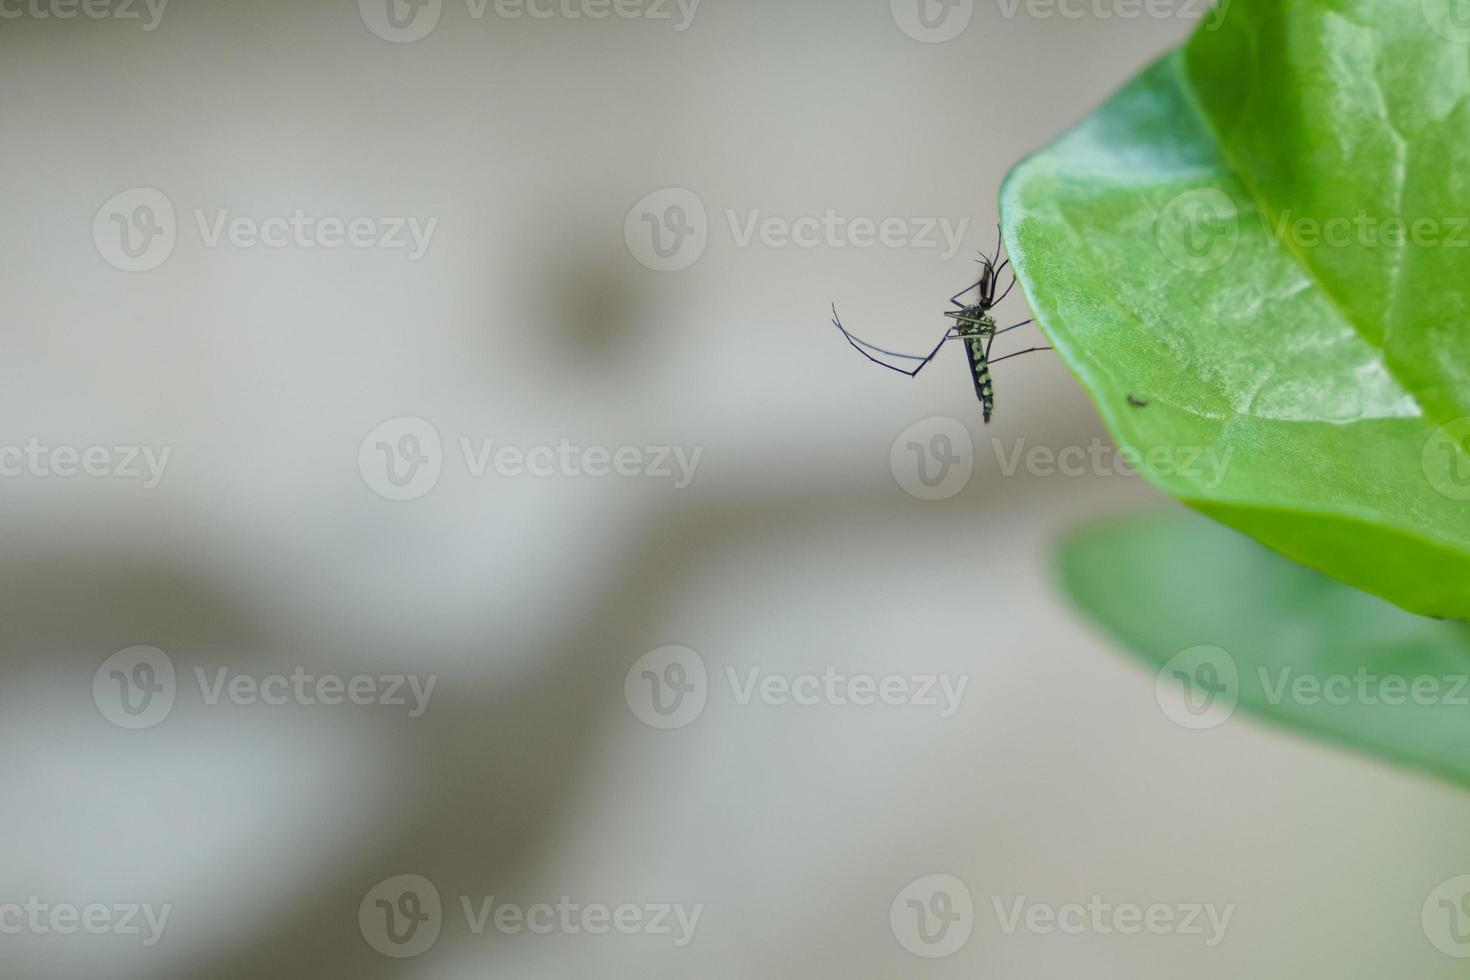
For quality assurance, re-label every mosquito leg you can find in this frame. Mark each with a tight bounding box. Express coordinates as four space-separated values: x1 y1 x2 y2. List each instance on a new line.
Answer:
843 325 943 361
986 319 1033 360
987 346 1053 366
950 279 983 309
994 272 1018 306
832 305 956 378
992 318 1033 338
874 325 958 377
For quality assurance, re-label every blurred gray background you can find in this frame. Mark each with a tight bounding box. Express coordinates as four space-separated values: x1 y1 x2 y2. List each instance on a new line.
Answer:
4 0 1469 976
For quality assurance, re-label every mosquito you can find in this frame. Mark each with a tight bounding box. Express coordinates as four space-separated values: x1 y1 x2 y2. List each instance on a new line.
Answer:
830 229 1050 424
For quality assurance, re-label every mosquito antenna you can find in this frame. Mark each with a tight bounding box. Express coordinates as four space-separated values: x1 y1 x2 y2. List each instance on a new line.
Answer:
982 259 1008 307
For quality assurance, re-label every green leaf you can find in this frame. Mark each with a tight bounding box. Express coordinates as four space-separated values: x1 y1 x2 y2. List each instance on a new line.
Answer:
1001 0 1470 621
1060 508 1470 788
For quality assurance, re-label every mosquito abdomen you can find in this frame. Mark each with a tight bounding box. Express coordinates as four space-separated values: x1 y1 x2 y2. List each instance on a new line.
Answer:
965 337 995 424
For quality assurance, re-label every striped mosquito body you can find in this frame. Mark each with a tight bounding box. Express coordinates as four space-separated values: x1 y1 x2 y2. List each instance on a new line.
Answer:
830 228 1050 424
949 310 997 423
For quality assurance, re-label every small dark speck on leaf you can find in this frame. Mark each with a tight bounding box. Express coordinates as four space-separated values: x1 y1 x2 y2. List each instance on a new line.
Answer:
1127 395 1149 408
